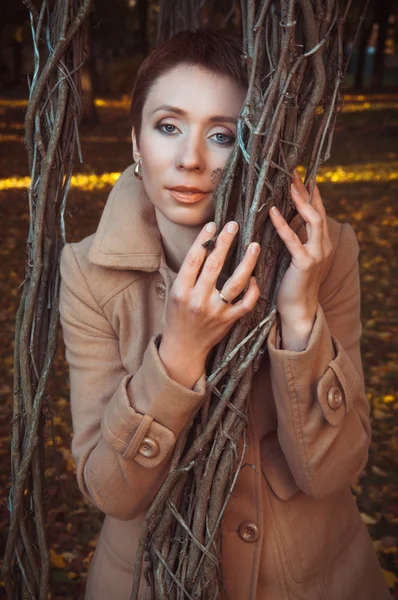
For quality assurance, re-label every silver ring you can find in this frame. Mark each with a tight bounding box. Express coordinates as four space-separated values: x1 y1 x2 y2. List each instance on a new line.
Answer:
218 291 230 305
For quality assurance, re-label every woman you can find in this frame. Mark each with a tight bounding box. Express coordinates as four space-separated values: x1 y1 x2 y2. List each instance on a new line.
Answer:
59 29 390 600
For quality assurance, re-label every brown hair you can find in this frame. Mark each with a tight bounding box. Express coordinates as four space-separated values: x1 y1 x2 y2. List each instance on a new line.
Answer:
130 29 248 145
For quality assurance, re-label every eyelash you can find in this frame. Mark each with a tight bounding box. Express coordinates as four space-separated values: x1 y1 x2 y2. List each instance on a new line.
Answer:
155 122 235 146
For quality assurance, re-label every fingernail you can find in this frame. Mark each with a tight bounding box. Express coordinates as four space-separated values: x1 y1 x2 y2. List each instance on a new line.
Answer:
291 183 299 194
206 222 216 233
227 221 238 233
250 243 260 255
271 206 280 216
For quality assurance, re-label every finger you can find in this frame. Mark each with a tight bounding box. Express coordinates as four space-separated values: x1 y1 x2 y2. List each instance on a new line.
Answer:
195 221 239 293
308 181 329 240
295 170 326 218
290 183 324 249
294 171 324 215
300 174 330 242
293 169 310 201
305 176 325 212
269 206 311 264
228 276 260 319
219 242 261 301
176 221 218 290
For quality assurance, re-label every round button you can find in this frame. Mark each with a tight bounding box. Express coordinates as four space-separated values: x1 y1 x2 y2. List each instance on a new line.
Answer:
138 437 159 458
327 386 343 410
155 282 166 301
238 521 259 542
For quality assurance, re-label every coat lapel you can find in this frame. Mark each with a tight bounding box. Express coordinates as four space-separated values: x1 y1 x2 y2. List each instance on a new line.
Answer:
88 165 163 272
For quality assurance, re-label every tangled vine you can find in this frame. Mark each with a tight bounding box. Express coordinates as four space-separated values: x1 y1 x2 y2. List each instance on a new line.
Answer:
2 1 92 598
131 1 367 599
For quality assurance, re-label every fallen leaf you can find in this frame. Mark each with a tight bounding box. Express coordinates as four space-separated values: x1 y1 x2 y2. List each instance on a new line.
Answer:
50 548 67 569
360 512 379 525
67 571 78 580
383 394 396 404
382 570 397 589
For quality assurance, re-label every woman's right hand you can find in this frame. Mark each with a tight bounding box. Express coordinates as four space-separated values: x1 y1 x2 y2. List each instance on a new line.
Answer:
160 221 261 369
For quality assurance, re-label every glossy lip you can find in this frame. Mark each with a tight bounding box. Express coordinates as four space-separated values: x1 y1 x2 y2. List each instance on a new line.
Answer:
168 185 208 193
168 189 209 204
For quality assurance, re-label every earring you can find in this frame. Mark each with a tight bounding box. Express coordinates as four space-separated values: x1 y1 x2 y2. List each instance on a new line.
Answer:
134 161 142 180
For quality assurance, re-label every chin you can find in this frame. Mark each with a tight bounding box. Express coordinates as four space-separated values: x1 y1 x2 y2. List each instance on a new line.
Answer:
170 212 211 228
157 203 215 228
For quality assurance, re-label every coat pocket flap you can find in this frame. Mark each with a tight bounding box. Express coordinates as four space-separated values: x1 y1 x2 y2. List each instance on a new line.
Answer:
260 448 300 501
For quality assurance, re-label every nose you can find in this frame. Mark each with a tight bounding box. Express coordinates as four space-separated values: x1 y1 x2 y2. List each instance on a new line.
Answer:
176 131 205 172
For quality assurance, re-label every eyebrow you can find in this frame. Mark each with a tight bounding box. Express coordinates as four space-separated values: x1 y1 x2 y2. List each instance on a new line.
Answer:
151 104 238 125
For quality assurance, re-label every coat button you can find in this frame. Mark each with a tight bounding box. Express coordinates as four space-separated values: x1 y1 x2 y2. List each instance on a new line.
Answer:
138 437 159 458
155 282 166 301
238 521 259 542
327 386 343 410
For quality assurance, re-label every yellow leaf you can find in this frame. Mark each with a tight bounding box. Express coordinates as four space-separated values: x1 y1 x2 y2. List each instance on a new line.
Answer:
83 550 94 569
381 546 397 555
383 394 395 404
50 548 66 569
382 570 396 589
67 571 78 580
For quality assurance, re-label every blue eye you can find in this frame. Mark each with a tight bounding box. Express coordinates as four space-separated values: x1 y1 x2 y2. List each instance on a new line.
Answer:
155 122 235 145
158 123 177 134
212 133 234 145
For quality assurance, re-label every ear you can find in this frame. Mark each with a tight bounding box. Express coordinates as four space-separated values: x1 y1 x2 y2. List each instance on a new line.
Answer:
131 127 141 163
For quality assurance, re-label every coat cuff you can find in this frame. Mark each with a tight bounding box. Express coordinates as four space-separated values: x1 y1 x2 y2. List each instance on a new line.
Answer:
267 305 359 428
101 334 207 467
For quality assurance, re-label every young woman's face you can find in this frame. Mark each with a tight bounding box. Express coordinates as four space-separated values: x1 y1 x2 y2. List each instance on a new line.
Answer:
132 64 246 227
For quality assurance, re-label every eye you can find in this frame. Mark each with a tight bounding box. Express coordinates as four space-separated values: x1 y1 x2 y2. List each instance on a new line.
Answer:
156 122 179 135
211 132 235 145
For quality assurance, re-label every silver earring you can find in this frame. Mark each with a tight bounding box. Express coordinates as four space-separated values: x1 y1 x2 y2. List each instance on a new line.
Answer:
134 161 142 180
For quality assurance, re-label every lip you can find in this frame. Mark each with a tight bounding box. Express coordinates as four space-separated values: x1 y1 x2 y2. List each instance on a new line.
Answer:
168 189 209 204
168 186 208 193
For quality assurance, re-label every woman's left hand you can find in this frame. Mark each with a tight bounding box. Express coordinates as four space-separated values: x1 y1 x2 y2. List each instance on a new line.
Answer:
269 170 333 351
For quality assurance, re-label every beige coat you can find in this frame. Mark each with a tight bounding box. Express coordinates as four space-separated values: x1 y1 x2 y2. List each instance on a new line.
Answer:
59 165 390 600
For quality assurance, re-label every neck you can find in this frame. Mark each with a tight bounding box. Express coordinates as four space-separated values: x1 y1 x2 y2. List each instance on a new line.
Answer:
155 208 203 273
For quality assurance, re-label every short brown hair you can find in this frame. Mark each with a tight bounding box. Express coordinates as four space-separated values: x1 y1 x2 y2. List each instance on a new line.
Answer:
130 29 247 144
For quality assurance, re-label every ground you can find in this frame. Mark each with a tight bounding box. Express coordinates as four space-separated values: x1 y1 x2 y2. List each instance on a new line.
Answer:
0 96 397 598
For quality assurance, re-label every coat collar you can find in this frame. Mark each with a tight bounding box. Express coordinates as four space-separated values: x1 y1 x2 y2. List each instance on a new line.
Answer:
88 165 164 271
88 164 314 277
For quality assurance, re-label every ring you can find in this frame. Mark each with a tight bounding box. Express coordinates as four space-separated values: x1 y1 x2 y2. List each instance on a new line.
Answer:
218 291 230 305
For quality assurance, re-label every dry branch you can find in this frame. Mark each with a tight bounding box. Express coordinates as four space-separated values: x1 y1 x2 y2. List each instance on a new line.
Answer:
131 1 365 600
2 1 91 598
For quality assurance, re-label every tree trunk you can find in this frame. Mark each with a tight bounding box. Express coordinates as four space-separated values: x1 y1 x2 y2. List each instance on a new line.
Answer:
82 12 100 125
355 22 373 89
371 0 394 88
157 0 204 45
137 0 149 55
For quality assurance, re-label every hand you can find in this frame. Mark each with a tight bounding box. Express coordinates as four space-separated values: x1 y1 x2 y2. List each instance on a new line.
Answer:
269 170 332 349
160 221 261 363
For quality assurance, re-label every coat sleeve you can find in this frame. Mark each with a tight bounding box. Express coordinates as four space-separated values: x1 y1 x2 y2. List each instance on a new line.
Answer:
267 222 371 499
59 243 207 520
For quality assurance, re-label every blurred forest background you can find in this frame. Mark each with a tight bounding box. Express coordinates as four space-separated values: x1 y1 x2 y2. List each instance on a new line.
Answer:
0 0 397 598
1 0 398 98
